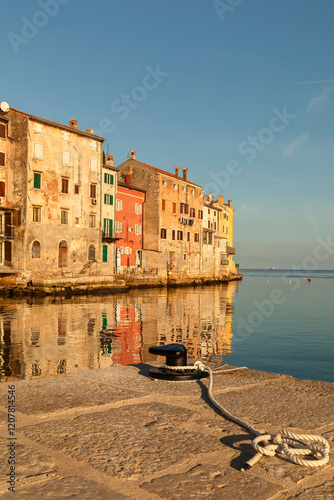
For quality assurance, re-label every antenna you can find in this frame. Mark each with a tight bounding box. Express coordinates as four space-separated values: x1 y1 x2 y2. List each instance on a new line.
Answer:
0 102 10 113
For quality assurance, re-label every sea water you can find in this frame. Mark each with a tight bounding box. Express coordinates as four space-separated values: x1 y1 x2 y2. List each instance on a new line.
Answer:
0 270 333 382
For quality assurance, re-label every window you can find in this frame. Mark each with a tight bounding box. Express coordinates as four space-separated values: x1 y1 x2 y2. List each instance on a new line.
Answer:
90 157 97 172
191 189 195 195
34 142 43 159
75 185 80 194
115 221 122 233
208 209 210 214
0 152 4 166
172 230 175 240
208 233 213 245
104 173 114 184
135 224 141 235
203 232 207 244
61 149 69 165
194 233 199 242
135 203 141 214
161 228 167 239
214 211 216 216
187 231 190 241
104 194 113 205
189 207 195 218
61 210 68 225
90 184 97 198
214 221 217 230
0 214 4 235
88 244 96 261
0 124 5 139
173 203 176 214
103 218 113 237
208 221 211 229
223 225 225 233
61 178 69 194
162 179 167 187
32 240 41 258
33 206 41 222
116 199 123 211
89 214 96 228
162 199 166 211
0 181 5 197
180 203 189 214
33 172 41 189
103 245 108 263
173 183 177 190
90 140 97 151
61 131 70 142
177 230 183 241
184 253 187 260
198 210 203 220
226 227 228 234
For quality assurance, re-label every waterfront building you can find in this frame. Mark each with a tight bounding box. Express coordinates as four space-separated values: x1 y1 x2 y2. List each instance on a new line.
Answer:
116 150 204 278
0 104 104 277
101 155 118 275
114 175 145 274
221 198 236 272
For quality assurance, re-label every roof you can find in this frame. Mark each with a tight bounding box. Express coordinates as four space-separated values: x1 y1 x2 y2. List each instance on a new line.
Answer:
117 182 146 194
125 159 202 188
9 107 105 142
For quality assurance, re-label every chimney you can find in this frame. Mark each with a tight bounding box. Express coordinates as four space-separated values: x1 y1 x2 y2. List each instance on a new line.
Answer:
106 155 114 167
86 128 94 135
130 149 136 159
175 166 179 178
218 195 224 206
228 199 232 208
69 118 78 130
182 167 188 181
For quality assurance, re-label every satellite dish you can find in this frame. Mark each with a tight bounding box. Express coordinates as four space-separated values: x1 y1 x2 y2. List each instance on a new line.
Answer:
0 102 10 113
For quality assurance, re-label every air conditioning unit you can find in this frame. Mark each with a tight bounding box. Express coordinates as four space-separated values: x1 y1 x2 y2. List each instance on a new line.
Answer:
91 198 97 205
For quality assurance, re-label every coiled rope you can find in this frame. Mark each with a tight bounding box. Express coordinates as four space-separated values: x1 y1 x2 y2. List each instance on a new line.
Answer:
163 361 330 470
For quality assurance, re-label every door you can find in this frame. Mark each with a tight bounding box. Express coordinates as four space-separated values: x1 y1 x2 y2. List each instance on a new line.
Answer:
58 241 68 268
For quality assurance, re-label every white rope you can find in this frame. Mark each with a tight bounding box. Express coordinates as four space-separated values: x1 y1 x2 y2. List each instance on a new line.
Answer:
163 362 330 470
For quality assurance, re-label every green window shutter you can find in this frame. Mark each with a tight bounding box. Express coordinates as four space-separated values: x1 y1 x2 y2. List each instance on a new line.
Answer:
104 173 107 183
109 219 113 237
34 173 41 189
110 175 114 185
103 245 108 263
103 218 107 234
110 195 113 205
104 194 107 204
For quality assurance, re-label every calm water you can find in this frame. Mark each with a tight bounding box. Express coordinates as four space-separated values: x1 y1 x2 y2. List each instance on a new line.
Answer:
0 269 333 382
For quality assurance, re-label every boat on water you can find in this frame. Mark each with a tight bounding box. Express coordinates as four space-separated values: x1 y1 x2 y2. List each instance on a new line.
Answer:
269 267 276 270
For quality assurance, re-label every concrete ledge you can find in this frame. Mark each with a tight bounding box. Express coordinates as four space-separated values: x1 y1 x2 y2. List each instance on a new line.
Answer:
0 363 332 498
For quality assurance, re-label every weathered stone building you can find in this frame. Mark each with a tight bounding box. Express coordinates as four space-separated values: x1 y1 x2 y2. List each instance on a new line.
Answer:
0 104 104 278
116 151 204 278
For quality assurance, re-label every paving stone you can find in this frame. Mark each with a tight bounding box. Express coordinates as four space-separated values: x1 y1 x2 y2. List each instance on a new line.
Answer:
0 376 141 415
22 403 230 479
292 478 334 499
141 463 285 499
0 439 57 489
78 364 209 396
0 476 130 499
205 379 334 431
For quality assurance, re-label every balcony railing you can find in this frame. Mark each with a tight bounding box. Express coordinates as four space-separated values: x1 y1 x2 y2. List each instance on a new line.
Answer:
226 246 235 254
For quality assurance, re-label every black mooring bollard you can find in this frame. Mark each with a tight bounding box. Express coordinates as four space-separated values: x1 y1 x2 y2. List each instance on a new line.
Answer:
148 343 209 381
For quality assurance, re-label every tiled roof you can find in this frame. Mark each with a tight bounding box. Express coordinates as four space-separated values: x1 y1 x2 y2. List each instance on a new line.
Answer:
9 107 105 141
132 160 202 188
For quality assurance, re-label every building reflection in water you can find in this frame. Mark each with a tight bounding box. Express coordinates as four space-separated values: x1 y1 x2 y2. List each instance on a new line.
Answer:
0 282 238 380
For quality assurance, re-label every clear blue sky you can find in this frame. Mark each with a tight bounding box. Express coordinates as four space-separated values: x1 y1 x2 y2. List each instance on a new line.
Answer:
2 0 334 269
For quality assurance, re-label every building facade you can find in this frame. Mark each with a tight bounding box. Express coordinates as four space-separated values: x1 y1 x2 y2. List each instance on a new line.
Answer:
0 105 104 278
101 155 118 275
114 180 145 274
116 151 204 278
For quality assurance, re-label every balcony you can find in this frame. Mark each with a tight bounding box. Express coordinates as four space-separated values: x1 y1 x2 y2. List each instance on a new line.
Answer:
227 246 235 254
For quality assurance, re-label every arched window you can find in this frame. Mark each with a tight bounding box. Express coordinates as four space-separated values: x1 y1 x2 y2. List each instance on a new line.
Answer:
88 244 95 261
58 240 68 268
32 240 41 258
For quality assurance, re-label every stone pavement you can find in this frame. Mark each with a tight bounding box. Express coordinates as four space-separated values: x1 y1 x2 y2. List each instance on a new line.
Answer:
0 362 333 499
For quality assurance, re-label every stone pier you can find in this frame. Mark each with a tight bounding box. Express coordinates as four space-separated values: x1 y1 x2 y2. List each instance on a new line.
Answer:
0 362 333 499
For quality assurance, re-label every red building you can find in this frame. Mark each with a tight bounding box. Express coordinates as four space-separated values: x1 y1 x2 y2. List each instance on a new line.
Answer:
115 182 145 273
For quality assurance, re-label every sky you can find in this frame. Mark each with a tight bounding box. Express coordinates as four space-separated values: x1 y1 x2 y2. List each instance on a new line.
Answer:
1 0 334 269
